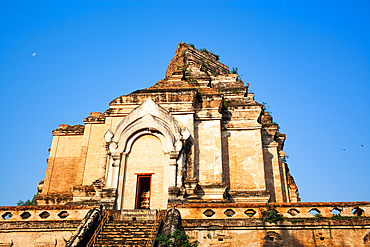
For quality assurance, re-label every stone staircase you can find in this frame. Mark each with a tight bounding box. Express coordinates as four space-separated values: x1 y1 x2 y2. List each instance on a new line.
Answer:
92 219 159 247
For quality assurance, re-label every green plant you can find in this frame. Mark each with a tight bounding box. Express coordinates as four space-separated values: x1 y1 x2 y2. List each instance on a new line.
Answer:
177 64 189 72
261 102 273 116
231 67 238 74
201 65 208 73
199 48 220 60
189 43 195 48
314 213 324 220
271 121 280 131
186 75 198 84
155 229 199 247
260 204 284 224
288 218 305 224
212 71 218 77
232 89 239 94
17 194 37 206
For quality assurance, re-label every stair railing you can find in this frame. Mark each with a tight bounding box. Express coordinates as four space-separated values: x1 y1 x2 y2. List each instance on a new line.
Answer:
145 210 161 247
86 210 110 247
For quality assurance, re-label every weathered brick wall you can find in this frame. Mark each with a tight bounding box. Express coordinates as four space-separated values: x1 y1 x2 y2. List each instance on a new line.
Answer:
82 123 106 185
0 205 92 247
0 221 80 247
226 129 265 191
173 202 370 246
263 145 286 202
196 120 223 184
183 218 370 247
43 135 83 195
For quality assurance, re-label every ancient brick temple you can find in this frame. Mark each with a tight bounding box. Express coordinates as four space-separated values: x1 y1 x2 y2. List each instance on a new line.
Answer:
1 43 369 247
38 42 299 209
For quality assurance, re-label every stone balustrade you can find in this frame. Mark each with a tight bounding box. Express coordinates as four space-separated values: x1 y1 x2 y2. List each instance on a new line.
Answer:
0 205 94 222
170 201 370 219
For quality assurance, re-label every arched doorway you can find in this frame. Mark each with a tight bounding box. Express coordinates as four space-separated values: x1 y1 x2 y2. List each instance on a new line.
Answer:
106 99 188 210
122 134 166 209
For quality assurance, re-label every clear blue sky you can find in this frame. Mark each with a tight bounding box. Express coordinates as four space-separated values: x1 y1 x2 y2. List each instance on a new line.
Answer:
0 1 369 206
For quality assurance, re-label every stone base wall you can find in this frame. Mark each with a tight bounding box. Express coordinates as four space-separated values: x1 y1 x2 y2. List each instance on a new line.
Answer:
172 201 370 246
183 218 370 247
0 205 93 247
0 221 80 247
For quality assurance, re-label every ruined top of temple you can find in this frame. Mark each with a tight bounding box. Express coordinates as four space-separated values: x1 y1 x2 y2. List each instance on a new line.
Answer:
153 42 242 89
110 43 247 105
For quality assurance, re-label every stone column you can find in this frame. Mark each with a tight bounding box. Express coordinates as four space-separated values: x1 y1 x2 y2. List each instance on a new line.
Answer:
105 157 114 188
267 141 284 202
279 150 289 202
176 153 183 188
168 152 181 201
110 153 121 189
116 153 127 210
169 155 178 187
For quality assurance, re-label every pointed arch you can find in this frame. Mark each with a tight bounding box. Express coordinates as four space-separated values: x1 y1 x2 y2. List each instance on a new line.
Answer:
110 98 183 155
107 98 185 210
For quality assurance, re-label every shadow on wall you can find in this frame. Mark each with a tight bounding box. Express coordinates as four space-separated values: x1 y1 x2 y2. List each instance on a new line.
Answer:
262 222 370 247
193 122 200 180
263 148 277 203
221 130 231 189
364 232 370 247
260 220 302 247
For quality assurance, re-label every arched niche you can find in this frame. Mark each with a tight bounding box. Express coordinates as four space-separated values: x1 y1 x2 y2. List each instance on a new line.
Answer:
106 98 184 210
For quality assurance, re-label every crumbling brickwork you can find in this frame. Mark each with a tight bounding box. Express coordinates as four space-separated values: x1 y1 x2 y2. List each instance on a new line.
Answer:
39 42 298 208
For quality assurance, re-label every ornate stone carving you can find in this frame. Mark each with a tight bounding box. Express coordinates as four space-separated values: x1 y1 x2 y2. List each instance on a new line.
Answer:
104 129 114 143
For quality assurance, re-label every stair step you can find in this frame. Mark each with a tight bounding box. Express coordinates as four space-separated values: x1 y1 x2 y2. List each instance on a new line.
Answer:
92 220 156 247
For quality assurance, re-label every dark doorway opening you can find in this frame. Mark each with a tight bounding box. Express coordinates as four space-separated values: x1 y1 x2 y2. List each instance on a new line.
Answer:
135 176 151 209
